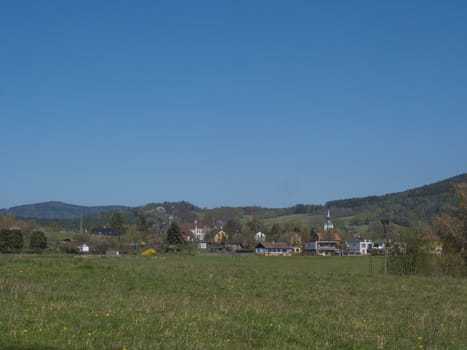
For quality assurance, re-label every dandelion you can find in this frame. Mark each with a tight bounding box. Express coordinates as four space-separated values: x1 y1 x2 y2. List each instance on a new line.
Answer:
269 323 273 327
105 312 111 317
38 327 43 333
63 326 68 331
87 332 92 337
22 329 28 334
417 336 422 341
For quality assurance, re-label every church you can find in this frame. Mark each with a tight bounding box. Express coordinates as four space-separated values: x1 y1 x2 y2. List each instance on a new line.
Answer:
303 210 342 256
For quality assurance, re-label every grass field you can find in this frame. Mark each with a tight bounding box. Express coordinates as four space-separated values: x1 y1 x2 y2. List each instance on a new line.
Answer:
1 254 466 349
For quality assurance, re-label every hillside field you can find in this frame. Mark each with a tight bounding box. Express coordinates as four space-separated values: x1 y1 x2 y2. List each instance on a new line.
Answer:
0 254 466 349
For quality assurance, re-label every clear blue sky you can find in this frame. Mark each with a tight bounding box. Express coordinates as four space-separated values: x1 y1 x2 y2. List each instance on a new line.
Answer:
1 1 466 209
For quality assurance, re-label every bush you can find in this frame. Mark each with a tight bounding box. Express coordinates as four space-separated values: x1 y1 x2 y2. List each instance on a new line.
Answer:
29 231 47 251
437 254 466 277
0 229 23 253
388 232 439 276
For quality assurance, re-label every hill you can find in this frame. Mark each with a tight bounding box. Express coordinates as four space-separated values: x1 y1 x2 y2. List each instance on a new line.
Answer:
0 201 129 220
325 173 467 227
1 174 465 236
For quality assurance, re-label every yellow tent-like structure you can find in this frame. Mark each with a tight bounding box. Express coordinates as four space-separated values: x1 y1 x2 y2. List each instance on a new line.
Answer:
141 248 156 256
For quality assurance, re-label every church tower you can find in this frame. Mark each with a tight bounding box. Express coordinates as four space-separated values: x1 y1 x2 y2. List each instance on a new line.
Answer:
324 210 334 232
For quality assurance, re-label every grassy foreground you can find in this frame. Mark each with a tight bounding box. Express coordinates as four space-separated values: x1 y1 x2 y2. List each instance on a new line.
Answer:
0 254 466 349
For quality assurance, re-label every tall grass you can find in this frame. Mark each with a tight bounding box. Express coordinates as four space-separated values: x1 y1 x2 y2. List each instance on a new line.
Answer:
0 254 465 349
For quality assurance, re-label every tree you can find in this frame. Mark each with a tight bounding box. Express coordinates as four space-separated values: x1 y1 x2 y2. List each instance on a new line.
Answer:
166 221 183 246
269 223 282 242
111 212 126 236
111 212 126 251
0 214 16 230
247 214 264 233
138 214 149 235
224 218 242 242
29 230 47 251
434 183 467 263
310 227 318 241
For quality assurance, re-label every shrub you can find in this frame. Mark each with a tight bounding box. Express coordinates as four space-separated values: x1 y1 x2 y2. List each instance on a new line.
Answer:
0 229 23 253
388 230 439 276
29 231 47 251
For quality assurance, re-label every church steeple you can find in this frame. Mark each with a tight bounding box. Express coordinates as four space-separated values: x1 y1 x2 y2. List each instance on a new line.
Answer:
324 210 334 232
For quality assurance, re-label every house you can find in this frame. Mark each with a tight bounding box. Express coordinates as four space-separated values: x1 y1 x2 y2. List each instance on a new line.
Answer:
192 220 207 241
255 232 266 243
91 227 117 236
347 236 373 255
255 242 293 256
303 232 342 255
180 220 207 241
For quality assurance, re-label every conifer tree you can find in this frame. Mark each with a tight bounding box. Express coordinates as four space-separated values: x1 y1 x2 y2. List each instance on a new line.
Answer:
166 220 182 245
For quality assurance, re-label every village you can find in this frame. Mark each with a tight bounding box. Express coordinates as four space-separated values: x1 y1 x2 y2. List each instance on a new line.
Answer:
68 210 431 258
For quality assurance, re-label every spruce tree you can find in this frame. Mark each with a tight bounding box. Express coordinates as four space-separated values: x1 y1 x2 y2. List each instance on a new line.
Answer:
166 221 182 245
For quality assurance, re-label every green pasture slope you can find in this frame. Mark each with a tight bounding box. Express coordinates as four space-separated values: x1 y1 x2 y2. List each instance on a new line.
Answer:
1 255 465 349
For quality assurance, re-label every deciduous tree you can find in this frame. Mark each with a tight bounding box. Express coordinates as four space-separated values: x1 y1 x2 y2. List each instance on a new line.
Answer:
434 183 467 260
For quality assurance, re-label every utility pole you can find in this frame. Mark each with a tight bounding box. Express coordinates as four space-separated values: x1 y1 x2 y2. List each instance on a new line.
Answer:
80 209 83 235
381 219 389 277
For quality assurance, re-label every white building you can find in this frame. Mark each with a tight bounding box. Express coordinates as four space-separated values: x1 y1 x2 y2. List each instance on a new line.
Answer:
347 237 373 255
191 220 206 241
255 231 266 243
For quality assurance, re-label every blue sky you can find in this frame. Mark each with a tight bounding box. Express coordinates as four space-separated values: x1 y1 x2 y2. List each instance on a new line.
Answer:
1 1 466 209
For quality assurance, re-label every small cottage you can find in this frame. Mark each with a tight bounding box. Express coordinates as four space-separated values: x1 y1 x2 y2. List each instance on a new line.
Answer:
255 242 293 256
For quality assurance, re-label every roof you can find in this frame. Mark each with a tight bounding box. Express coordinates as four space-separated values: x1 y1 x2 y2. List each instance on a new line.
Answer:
256 242 291 249
317 232 342 241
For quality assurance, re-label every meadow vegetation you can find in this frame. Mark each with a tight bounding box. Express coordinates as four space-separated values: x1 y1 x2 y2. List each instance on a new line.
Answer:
1 254 465 349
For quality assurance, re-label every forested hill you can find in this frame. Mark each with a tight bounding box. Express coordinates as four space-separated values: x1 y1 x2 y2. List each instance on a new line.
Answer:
0 201 129 220
325 173 467 226
1 174 466 229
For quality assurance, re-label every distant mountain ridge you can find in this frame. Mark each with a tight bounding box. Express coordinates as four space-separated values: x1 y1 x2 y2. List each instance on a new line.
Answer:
1 174 466 227
0 201 129 219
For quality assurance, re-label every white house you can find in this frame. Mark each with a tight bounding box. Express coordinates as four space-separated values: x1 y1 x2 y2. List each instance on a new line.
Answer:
78 243 90 253
191 220 206 241
255 232 266 243
347 237 373 255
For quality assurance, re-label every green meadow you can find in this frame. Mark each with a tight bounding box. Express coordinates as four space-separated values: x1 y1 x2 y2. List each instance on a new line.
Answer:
0 254 465 349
